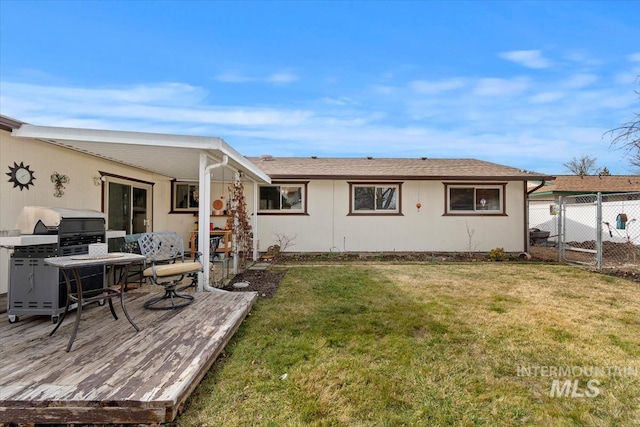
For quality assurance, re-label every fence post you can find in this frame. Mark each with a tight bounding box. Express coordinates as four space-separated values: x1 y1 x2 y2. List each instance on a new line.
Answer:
558 196 564 263
596 192 603 271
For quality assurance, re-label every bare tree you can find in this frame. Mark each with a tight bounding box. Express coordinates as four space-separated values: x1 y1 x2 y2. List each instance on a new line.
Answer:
273 232 297 252
563 155 598 176
606 79 640 167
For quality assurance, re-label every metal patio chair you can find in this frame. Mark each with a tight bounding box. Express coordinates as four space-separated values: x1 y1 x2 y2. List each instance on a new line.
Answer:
137 232 203 310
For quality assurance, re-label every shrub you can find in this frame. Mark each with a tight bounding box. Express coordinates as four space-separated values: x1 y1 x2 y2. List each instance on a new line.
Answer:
489 247 505 261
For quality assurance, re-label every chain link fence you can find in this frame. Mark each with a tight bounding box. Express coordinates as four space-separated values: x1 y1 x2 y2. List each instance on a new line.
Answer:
529 192 640 271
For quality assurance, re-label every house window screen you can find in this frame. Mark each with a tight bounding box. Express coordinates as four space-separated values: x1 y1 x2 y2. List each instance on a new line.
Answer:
446 184 505 214
351 184 400 214
259 184 306 213
173 182 199 212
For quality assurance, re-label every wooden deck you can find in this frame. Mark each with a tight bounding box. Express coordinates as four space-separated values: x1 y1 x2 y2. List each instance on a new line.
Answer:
0 288 257 424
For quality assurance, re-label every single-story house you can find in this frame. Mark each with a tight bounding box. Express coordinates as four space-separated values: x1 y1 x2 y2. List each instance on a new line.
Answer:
248 156 552 255
1 114 551 295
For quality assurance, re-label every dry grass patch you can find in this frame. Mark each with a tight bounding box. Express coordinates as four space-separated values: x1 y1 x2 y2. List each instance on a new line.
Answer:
179 263 640 426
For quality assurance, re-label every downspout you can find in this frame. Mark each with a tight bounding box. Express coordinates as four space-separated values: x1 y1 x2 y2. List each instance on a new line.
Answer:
198 154 229 293
253 180 259 261
527 180 546 195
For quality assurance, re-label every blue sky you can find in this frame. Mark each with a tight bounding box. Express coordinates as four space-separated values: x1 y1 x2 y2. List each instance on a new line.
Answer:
1 1 639 175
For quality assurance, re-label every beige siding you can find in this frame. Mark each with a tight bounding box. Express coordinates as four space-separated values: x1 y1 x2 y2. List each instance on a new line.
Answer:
253 180 527 254
0 130 193 294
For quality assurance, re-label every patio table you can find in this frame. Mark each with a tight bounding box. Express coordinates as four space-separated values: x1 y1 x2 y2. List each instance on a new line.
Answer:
44 252 146 352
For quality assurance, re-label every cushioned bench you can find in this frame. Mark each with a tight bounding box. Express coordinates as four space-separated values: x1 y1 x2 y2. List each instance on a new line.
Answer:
137 232 203 310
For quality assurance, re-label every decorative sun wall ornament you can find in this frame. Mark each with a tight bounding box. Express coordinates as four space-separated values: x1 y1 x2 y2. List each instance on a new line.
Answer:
50 171 70 197
6 161 36 190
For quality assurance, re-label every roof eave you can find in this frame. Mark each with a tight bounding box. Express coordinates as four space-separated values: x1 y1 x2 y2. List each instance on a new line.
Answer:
267 174 554 181
0 115 24 132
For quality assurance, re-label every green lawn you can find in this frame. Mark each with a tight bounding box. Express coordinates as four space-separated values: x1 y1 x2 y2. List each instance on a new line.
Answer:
178 263 640 426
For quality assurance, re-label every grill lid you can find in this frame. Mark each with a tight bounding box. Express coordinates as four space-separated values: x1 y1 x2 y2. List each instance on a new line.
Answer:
16 206 106 235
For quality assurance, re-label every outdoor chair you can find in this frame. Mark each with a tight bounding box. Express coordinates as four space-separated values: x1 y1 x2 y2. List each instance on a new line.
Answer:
107 234 145 291
137 232 203 310
119 234 145 290
181 234 225 290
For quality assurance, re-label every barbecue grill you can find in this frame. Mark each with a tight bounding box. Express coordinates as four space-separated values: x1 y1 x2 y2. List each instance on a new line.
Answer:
7 207 107 323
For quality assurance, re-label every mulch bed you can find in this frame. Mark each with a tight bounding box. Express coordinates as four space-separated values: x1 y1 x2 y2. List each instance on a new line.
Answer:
223 269 286 299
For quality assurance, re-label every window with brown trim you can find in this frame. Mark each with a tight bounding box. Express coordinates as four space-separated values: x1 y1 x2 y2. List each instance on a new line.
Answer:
349 182 402 215
444 183 506 215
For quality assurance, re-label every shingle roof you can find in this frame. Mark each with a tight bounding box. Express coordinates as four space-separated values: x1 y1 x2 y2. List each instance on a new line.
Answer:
247 156 551 180
531 175 640 194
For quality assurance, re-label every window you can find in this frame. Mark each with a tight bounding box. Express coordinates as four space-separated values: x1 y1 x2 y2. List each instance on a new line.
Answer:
445 183 505 215
349 183 401 215
259 183 307 214
172 181 199 212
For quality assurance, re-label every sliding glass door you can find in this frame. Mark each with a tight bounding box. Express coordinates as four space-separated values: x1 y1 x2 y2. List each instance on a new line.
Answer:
104 177 153 234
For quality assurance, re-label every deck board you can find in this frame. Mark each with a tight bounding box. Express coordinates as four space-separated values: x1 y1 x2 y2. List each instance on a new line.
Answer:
0 288 257 424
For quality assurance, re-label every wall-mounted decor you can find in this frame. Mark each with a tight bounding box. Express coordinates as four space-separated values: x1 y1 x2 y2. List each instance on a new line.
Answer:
50 171 70 197
6 161 36 190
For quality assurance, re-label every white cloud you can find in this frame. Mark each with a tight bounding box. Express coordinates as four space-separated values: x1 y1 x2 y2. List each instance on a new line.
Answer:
2 81 206 105
1 64 636 175
0 81 311 127
499 50 552 69
474 77 530 97
627 52 640 62
320 96 359 106
215 71 252 83
563 50 601 68
529 91 565 104
562 73 598 89
215 70 298 84
266 71 298 84
372 84 395 94
408 78 465 94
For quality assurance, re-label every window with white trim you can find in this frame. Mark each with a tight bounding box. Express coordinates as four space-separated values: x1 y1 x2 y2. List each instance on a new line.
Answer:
259 183 306 213
445 184 505 214
350 183 401 214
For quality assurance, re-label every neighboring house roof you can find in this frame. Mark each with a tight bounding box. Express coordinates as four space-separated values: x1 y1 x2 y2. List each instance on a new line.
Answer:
247 156 552 181
531 175 640 196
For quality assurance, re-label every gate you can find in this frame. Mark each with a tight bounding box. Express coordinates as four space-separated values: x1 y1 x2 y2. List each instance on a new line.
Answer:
557 192 640 271
558 194 599 267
